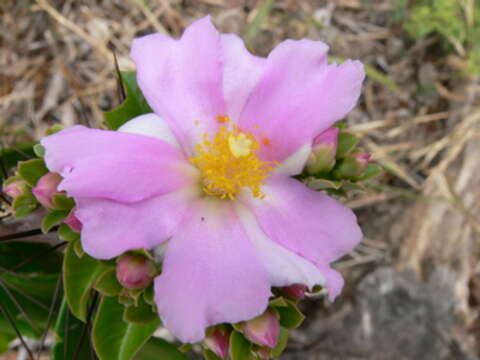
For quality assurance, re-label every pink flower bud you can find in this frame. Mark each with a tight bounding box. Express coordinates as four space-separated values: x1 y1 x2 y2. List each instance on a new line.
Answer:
116 253 155 290
281 284 307 299
3 179 27 199
306 127 339 174
32 172 62 209
335 151 371 179
242 309 280 349
64 209 82 232
204 326 230 359
257 348 271 359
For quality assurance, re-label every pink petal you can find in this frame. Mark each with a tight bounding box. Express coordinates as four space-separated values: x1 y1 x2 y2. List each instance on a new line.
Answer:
41 126 198 203
131 17 226 154
238 39 365 163
221 34 265 122
240 177 362 300
76 187 200 259
154 199 271 343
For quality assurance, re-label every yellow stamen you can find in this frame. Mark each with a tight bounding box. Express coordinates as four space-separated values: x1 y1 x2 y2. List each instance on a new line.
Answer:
189 125 275 199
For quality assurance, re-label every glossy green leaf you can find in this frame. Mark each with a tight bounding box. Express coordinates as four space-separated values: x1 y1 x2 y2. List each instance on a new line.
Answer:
0 333 15 354
94 268 122 296
0 145 35 181
12 192 38 218
52 193 75 211
57 223 80 242
93 296 159 360
336 132 359 158
41 210 69 233
104 72 153 131
17 158 48 186
143 285 155 305
63 241 108 321
123 297 158 325
33 144 45 158
134 337 188 360
276 300 305 329
52 298 93 360
229 331 252 360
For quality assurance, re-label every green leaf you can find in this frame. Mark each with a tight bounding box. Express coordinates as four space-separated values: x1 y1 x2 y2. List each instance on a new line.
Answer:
41 210 69 233
269 297 288 308
73 239 85 258
134 337 188 360
306 178 343 190
203 349 222 360
270 327 288 358
93 296 159 360
52 298 93 360
123 297 158 325
52 193 75 211
243 0 274 48
0 144 35 181
104 72 153 130
229 331 252 360
0 333 15 354
17 159 48 186
143 285 155 305
94 268 122 296
358 163 383 181
276 300 305 329
336 132 359 158
0 241 62 274
63 241 108 321
12 192 38 218
57 223 80 242
33 144 45 158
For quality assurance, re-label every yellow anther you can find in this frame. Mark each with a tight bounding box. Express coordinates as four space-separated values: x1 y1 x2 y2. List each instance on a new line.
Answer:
228 133 253 158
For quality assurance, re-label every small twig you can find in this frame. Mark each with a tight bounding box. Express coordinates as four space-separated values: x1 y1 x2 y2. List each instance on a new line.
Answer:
0 300 35 360
113 50 126 103
0 226 58 243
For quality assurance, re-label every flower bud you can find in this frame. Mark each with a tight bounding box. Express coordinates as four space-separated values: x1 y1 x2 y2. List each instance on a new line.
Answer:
64 209 82 232
281 284 307 299
116 253 155 290
257 348 271 359
306 127 339 174
241 309 280 349
3 179 27 199
204 326 230 359
32 172 62 209
335 151 371 179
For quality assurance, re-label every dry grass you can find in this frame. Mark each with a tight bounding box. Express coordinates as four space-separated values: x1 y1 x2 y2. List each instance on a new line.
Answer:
1 0 479 358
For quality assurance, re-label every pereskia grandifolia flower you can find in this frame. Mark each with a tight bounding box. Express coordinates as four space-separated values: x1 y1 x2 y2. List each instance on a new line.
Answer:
40 16 365 343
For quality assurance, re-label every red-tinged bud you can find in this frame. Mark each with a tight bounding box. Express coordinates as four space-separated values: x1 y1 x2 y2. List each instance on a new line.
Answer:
64 209 82 232
306 127 339 174
116 253 155 290
32 172 62 209
281 284 307 299
3 179 27 199
335 151 371 179
242 309 280 349
204 326 230 359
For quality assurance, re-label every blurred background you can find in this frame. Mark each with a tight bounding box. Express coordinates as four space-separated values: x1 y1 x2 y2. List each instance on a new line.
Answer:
1 0 479 359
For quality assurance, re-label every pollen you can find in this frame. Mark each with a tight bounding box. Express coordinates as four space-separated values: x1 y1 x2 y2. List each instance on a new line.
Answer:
189 125 276 200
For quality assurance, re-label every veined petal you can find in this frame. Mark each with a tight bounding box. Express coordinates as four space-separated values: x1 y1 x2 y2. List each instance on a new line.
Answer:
240 177 362 299
76 186 200 259
238 39 365 163
131 17 226 154
154 198 271 343
41 126 198 203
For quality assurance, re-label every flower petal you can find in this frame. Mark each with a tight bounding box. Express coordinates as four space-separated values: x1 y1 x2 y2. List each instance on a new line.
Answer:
131 17 226 153
118 113 180 148
240 177 362 299
221 34 266 122
41 126 198 203
239 39 365 162
234 202 325 289
154 198 271 343
76 186 200 259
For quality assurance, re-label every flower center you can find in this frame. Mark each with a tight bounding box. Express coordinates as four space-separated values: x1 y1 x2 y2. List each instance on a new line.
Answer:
189 118 276 200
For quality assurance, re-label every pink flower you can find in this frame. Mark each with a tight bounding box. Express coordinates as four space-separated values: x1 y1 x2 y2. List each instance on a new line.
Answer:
40 17 364 343
64 208 82 232
204 326 230 359
241 309 280 348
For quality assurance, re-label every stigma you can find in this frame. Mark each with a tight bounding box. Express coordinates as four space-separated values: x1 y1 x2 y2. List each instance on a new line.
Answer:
189 118 275 200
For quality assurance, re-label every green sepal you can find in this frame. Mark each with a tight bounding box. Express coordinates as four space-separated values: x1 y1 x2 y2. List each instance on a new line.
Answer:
17 159 48 186
229 331 253 360
12 191 38 218
358 163 383 181
276 299 305 329
204 349 222 360
3 175 23 186
178 344 192 353
306 178 343 190
104 72 153 130
270 327 289 358
57 223 80 242
341 181 366 191
119 291 134 306
94 268 122 296
33 144 45 158
123 297 159 325
63 240 108 321
41 210 69 233
52 193 75 210
335 132 359 158
128 288 144 307
46 124 65 135
143 284 155 305
73 238 85 258
269 296 288 308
